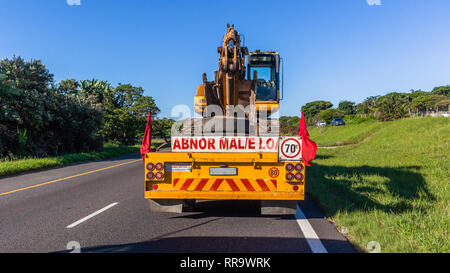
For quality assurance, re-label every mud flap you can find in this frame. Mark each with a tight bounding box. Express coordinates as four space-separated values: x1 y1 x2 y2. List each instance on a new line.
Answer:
148 199 183 213
148 199 196 213
260 200 298 215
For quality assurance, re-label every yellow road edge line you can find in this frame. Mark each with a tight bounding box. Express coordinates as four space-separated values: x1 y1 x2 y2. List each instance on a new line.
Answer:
0 159 142 197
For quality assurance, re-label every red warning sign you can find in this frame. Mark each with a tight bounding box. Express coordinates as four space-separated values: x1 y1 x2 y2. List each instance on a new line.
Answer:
268 167 280 178
279 137 302 161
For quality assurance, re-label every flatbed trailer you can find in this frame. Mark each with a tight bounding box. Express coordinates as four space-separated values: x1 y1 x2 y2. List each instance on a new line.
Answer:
144 136 305 215
143 26 307 215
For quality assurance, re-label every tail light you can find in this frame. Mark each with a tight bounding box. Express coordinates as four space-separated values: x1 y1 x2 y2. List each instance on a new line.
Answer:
295 173 304 181
293 185 299 191
155 172 164 180
146 172 155 180
146 163 155 171
295 163 304 172
152 184 158 190
286 164 294 172
155 163 164 171
286 173 294 181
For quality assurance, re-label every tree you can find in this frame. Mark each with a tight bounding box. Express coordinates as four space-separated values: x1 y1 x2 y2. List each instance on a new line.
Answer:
374 92 410 121
435 99 450 111
0 56 54 91
0 66 103 158
319 109 345 123
301 100 333 125
79 79 114 106
152 118 175 144
411 94 449 114
408 90 429 99
58 78 80 95
431 85 450 97
100 83 160 145
338 101 355 115
1 56 162 157
58 79 160 146
356 96 379 117
279 116 301 135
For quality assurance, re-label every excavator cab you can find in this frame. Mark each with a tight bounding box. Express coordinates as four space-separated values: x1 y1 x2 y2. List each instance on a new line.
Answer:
247 51 281 113
194 51 282 115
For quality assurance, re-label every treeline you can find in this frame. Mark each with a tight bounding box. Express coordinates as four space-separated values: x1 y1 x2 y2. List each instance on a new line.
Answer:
301 87 450 125
280 86 450 134
0 56 159 158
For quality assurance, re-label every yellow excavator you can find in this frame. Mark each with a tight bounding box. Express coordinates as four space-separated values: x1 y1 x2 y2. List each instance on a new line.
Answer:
194 24 281 118
144 25 305 215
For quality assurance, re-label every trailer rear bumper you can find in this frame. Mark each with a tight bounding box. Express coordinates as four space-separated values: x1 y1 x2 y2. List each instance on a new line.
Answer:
144 152 306 202
146 191 303 200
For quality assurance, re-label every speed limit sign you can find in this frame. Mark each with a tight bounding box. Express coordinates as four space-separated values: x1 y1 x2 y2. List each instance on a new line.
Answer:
279 137 302 161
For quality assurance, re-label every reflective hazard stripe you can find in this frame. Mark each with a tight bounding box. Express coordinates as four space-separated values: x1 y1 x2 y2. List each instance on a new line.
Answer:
194 178 209 191
180 178 194 191
240 179 256 191
256 179 270 192
173 178 276 192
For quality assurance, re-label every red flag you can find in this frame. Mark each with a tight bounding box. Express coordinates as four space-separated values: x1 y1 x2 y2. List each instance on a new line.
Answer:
140 112 155 162
298 112 317 166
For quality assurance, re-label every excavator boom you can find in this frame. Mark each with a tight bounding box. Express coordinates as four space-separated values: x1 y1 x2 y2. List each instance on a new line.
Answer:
195 25 281 119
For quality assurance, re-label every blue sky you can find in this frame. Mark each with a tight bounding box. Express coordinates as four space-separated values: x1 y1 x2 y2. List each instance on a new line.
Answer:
1 0 449 118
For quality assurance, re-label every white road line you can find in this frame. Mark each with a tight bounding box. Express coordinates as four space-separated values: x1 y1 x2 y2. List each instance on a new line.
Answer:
295 204 328 253
66 202 118 229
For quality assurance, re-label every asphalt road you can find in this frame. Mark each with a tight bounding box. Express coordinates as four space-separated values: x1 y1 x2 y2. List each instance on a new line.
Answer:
0 154 356 253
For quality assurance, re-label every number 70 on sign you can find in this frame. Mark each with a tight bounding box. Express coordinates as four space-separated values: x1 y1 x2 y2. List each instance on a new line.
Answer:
279 137 302 161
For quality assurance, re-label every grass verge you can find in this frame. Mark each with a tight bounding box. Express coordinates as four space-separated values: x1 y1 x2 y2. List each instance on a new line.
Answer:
307 117 449 252
0 143 144 177
309 121 385 147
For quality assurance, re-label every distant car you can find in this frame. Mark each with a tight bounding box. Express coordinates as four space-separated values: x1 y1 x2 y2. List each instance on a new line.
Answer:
331 118 346 126
316 121 327 127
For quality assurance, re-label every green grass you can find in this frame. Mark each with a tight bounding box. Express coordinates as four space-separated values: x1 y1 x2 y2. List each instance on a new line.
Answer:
309 121 385 147
0 143 143 177
307 117 449 252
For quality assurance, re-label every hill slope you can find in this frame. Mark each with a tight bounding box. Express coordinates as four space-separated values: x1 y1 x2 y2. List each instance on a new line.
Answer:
309 121 384 147
307 117 449 252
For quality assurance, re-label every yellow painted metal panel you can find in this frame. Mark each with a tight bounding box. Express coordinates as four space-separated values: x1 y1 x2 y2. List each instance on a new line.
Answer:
144 152 306 201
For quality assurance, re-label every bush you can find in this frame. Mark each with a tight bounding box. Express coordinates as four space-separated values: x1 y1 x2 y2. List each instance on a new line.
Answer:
374 92 410 121
301 101 332 125
431 85 450 97
0 57 104 158
1 56 160 158
344 115 375 125
319 109 345 123
280 116 301 135
0 81 104 158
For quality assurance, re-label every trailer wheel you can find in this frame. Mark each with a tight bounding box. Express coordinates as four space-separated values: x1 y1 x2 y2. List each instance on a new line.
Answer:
182 199 196 212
